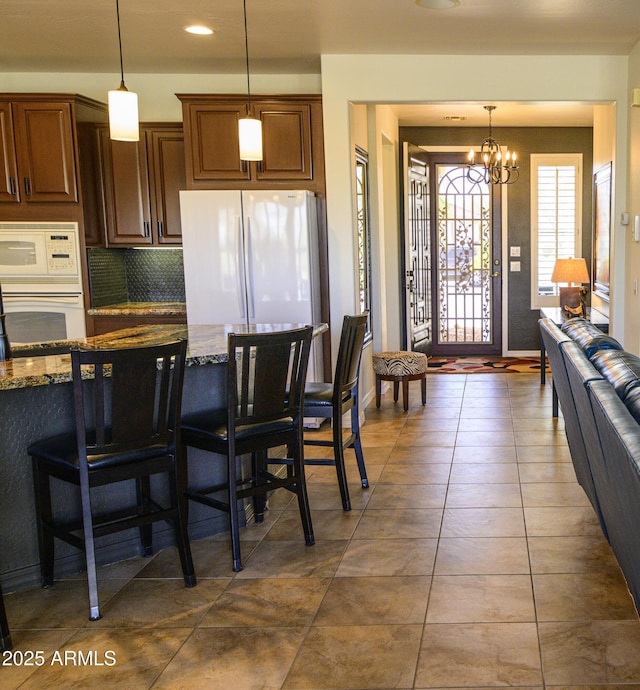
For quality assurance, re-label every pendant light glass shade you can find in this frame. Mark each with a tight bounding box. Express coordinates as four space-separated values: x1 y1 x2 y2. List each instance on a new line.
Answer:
108 83 139 142
239 115 263 161
108 0 139 142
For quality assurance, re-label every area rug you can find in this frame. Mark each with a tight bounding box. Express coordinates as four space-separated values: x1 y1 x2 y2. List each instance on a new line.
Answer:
427 355 549 374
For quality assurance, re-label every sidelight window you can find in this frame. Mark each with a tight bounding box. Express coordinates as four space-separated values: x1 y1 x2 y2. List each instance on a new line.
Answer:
531 154 583 308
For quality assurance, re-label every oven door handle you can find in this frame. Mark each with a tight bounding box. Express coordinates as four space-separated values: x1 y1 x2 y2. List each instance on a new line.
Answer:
2 294 82 303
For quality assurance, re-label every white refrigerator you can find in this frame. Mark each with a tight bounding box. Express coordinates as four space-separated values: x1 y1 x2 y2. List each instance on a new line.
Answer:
179 189 323 381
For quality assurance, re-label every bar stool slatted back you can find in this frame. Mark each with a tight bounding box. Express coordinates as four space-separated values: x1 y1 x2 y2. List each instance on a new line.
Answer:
0 582 10 650
181 326 315 572
302 314 369 511
28 340 195 621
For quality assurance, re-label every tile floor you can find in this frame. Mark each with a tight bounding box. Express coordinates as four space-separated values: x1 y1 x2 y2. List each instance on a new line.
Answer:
4 372 640 689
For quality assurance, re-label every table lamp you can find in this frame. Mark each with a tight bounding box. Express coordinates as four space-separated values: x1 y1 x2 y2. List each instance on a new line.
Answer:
551 257 590 317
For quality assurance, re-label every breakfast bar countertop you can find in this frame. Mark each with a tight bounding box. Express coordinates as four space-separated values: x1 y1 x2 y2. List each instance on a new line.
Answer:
86 302 187 317
0 322 327 391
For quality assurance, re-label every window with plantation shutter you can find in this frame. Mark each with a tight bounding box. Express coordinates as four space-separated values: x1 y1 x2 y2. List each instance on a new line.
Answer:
530 154 583 308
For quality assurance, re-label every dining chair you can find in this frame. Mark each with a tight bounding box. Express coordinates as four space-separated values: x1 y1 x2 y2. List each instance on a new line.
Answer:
0 582 11 650
302 313 369 511
28 340 195 621
181 326 314 572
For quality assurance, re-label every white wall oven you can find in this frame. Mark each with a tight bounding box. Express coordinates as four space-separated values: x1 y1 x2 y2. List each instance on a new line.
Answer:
0 221 85 344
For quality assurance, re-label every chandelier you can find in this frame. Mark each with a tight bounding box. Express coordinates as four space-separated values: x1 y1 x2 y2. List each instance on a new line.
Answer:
467 105 518 185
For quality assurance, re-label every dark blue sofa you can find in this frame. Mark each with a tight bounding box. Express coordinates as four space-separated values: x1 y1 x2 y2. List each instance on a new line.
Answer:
540 316 640 613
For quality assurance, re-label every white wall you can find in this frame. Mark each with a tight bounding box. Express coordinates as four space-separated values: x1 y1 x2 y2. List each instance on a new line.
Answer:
625 43 640 353
591 105 617 324
0 72 321 120
321 54 630 394
371 104 401 355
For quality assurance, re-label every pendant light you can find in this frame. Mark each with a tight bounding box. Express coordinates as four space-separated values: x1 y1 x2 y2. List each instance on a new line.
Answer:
108 0 139 142
467 105 518 185
238 0 263 161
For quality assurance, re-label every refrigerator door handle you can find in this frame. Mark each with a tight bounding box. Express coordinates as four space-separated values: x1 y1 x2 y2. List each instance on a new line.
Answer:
236 215 248 320
245 216 256 320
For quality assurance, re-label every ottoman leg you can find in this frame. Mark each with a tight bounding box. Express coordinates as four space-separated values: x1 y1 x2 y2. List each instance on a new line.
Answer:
393 381 400 403
402 378 409 411
421 375 427 405
375 374 382 408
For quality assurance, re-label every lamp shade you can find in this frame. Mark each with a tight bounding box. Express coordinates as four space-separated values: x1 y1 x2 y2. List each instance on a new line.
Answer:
238 116 263 161
550 257 590 284
108 86 139 142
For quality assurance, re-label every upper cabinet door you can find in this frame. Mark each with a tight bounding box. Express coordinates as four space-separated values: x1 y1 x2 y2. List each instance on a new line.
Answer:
0 103 19 203
184 104 250 183
12 101 78 203
99 127 152 245
255 103 312 181
146 127 186 244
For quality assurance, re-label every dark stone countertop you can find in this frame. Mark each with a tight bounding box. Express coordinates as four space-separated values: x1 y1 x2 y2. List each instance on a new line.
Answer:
87 302 187 317
0 323 327 391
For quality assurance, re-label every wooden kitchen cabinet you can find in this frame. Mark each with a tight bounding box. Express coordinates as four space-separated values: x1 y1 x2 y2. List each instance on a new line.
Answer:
178 95 324 194
0 103 19 203
0 98 78 204
95 123 185 246
146 127 186 244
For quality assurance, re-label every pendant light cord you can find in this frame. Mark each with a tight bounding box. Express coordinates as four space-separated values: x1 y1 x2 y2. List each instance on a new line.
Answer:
243 0 252 110
115 0 126 88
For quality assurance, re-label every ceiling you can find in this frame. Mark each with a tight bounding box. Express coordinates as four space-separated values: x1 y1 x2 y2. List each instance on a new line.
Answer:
3 0 639 127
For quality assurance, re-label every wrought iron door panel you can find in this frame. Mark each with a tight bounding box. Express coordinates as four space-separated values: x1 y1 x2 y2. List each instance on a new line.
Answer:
406 150 432 354
436 164 493 346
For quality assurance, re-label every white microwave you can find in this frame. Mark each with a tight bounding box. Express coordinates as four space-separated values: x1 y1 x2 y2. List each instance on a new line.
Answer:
0 221 81 288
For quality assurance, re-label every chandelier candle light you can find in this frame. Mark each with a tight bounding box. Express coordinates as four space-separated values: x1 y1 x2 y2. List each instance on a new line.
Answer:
467 105 518 185
108 0 139 142
238 0 262 161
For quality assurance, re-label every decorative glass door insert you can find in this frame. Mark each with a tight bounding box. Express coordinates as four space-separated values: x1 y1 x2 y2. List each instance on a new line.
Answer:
435 164 497 348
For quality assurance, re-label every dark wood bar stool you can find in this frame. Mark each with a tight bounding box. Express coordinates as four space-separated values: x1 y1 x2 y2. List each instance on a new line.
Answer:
28 340 195 621
0 582 11 650
181 326 314 572
302 313 369 511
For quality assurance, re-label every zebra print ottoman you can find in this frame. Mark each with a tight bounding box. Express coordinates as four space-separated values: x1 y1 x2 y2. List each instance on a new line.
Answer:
372 351 428 411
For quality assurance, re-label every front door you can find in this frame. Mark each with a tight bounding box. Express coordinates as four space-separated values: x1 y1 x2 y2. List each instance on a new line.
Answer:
430 154 502 355
402 143 432 355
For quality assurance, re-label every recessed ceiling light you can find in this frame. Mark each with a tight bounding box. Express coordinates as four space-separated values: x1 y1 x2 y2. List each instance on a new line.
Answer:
185 25 214 35
415 0 460 9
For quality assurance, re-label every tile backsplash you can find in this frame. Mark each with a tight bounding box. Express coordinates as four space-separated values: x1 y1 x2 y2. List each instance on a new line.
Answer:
87 248 185 307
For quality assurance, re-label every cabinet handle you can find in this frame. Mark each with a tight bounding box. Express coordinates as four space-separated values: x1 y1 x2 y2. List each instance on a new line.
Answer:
257 161 263 173
24 178 31 196
157 221 163 237
8 177 16 196
241 160 248 174
143 221 150 237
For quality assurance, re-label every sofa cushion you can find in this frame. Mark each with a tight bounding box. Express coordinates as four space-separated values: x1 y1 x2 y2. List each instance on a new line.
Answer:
590 349 640 401
560 318 622 359
560 317 601 339
622 386 640 425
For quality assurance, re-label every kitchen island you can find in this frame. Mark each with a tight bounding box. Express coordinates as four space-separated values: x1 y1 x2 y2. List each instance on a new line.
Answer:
0 323 325 592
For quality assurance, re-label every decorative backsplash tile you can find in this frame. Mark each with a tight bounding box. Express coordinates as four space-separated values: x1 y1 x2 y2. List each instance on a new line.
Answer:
87 248 127 307
87 248 185 307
